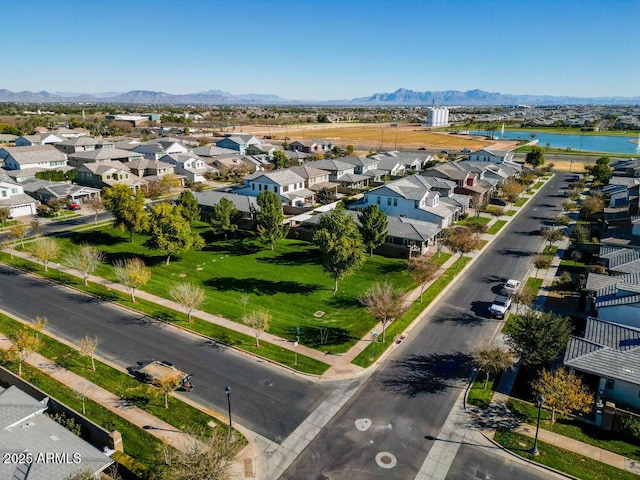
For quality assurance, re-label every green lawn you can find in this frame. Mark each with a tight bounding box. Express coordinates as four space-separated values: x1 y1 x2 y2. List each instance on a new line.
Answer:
543 245 558 255
514 197 529 207
531 181 545 190
505 210 517 216
487 220 507 235
458 216 491 226
0 253 330 374
467 375 499 409
27 225 419 354
525 276 543 293
506 398 640 463
494 429 639 480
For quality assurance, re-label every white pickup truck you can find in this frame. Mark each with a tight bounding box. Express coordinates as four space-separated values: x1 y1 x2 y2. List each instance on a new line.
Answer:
488 294 512 319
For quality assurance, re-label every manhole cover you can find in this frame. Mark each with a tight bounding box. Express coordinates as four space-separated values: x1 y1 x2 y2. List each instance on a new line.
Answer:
314 311 325 317
375 451 397 469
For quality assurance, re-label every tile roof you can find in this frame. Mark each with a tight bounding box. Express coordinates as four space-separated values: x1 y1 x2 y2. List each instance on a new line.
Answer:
564 317 640 385
600 246 640 274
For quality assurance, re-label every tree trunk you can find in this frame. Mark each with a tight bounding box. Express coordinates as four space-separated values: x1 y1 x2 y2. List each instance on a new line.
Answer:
370 247 373 256
164 393 169 409
131 290 136 302
334 277 338 293
255 333 259 348
18 362 22 376
166 254 171 266
551 406 556 423
420 284 424 303
484 372 490 389
382 321 387 343
187 310 192 323
91 357 95 371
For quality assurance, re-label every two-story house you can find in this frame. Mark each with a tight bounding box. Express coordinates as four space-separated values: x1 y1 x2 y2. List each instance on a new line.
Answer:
0 145 68 171
288 166 338 194
54 136 113 154
373 151 432 172
159 152 210 183
126 158 179 181
339 156 386 183
352 175 467 227
132 139 189 161
289 139 333 154
67 147 143 167
216 134 262 154
424 161 495 205
0 171 38 217
304 159 369 190
468 148 515 164
236 169 314 206
75 160 147 191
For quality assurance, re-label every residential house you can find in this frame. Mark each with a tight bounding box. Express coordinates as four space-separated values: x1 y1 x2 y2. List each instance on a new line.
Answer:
373 151 433 172
288 165 338 194
0 386 113 480
297 208 440 258
245 143 278 156
468 148 515 164
68 147 143 167
193 190 259 228
23 179 101 205
600 246 640 275
54 136 112 154
216 134 262 154
14 133 63 147
132 139 189 161
304 159 370 190
0 171 38 217
374 156 406 178
564 317 640 420
584 272 640 324
192 144 238 158
0 145 68 171
53 126 90 138
0 134 17 144
211 155 257 175
339 156 387 183
159 152 210 183
424 161 495 204
289 139 333 154
75 160 147 191
351 175 470 227
236 169 315 207
125 158 182 185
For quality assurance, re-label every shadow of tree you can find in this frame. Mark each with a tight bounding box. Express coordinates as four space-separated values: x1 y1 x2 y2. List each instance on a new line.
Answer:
204 277 321 296
202 238 262 256
65 230 126 246
325 295 361 309
433 311 485 327
257 250 319 266
495 248 534 258
382 352 473 397
102 251 168 267
293 325 355 348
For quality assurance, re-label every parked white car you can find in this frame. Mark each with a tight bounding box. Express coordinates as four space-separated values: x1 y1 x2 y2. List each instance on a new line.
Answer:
489 295 512 319
502 279 521 296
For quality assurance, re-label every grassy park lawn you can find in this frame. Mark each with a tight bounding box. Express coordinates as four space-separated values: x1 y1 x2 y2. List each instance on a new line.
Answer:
49 224 416 354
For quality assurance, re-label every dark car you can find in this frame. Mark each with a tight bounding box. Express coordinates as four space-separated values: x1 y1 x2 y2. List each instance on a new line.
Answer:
489 197 508 206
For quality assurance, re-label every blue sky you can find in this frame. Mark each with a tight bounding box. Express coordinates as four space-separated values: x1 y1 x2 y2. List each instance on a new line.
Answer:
3 0 638 100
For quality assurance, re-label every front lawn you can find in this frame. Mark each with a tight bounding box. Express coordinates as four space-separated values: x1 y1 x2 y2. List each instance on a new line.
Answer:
487 220 507 235
35 225 418 354
494 428 638 480
467 375 499 409
514 197 529 207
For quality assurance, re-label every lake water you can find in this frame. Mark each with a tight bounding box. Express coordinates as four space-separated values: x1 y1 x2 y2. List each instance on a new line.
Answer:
476 129 640 155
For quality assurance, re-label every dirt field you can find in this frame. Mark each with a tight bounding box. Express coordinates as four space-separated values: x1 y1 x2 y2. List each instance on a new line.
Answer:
243 123 500 151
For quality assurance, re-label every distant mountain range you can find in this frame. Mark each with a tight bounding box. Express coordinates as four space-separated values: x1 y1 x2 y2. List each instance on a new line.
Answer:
0 87 637 106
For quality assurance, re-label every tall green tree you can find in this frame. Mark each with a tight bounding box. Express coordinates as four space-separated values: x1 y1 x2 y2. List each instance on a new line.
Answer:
146 203 204 265
176 190 201 224
525 146 545 167
102 184 147 241
313 207 365 292
256 191 288 250
209 197 240 238
473 343 514 389
585 157 613 184
357 204 388 256
505 310 572 367
272 150 289 169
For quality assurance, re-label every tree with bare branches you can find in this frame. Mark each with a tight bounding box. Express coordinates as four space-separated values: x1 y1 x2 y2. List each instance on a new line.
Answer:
79 335 101 371
113 257 151 302
407 257 439 302
8 223 28 248
533 254 553 278
443 227 483 268
359 281 407 343
7 327 41 376
85 197 104 225
243 310 271 347
154 373 182 409
65 244 105 285
31 237 59 271
169 282 205 322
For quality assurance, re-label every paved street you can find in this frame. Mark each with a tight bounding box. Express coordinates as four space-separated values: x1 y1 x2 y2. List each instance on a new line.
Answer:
0 264 332 442
280 174 568 479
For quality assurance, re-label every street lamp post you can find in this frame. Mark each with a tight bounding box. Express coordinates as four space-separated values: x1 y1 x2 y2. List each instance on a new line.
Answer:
225 385 232 442
531 396 544 456
370 331 378 360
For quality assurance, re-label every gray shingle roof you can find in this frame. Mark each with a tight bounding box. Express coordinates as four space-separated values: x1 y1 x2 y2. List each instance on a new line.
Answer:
1 145 66 165
564 317 640 385
193 190 259 214
69 147 141 162
600 246 640 274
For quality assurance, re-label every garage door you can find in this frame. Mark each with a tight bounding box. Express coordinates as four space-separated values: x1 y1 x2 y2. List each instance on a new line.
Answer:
10 204 34 218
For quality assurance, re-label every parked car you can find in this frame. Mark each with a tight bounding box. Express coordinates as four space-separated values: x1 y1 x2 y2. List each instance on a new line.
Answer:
461 148 472 153
502 279 521 296
68 202 81 211
489 197 508 206
488 294 512 319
